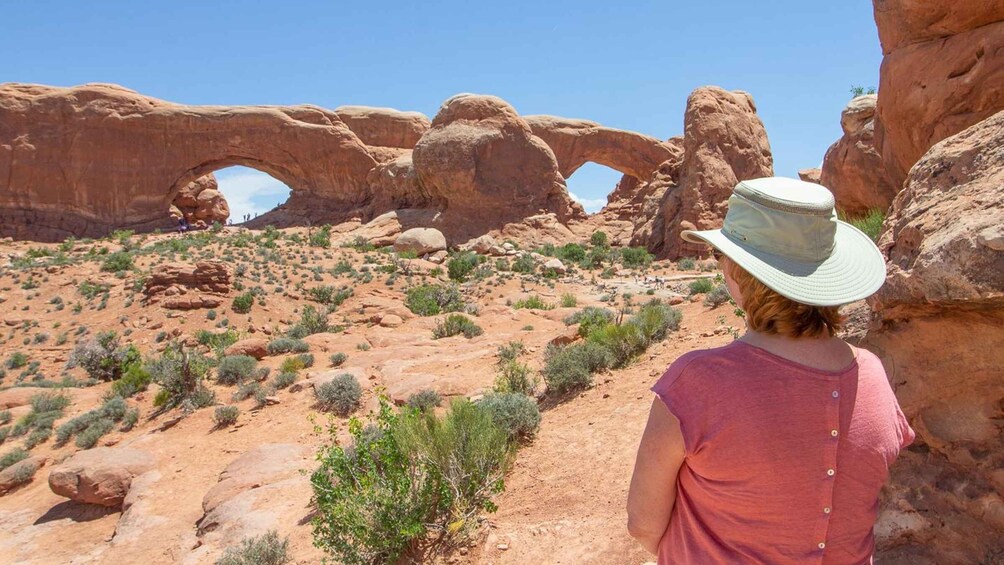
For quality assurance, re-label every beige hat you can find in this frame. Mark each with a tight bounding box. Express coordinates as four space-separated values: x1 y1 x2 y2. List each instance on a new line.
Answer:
680 177 886 307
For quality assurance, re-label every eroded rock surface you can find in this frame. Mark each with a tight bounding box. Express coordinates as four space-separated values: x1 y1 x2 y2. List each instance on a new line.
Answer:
48 447 155 508
143 261 232 310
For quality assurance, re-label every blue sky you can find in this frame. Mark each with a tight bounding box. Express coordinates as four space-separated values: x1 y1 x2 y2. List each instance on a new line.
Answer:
3 1 881 217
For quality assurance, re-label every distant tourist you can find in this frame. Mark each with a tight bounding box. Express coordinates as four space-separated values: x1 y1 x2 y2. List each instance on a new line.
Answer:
628 177 913 563
176 216 188 233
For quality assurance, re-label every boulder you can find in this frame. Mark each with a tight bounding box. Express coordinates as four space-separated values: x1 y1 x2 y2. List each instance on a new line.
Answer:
864 111 1004 563
224 338 268 360
144 261 232 309
48 447 155 507
819 95 898 215
464 234 497 254
0 455 45 495
393 227 447 255
873 2 1004 188
543 258 566 274
797 168 821 184
412 94 584 241
378 314 403 328
172 174 229 224
662 86 774 258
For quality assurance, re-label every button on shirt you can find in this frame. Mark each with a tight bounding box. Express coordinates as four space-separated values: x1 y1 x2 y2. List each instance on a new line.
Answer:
651 341 915 564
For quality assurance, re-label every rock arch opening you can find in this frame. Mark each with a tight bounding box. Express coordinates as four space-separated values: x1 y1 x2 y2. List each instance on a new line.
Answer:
563 162 625 214
168 160 298 229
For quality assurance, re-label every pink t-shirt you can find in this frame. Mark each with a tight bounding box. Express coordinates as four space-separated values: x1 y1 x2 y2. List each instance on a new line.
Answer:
651 340 914 565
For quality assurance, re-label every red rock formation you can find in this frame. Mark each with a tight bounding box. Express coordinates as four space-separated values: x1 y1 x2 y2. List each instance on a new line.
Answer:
819 95 898 216
144 261 233 310
872 1 1004 188
333 105 430 148
797 168 821 183
524 115 681 181
661 86 774 258
412 94 584 241
865 111 1004 563
48 447 156 508
171 173 230 224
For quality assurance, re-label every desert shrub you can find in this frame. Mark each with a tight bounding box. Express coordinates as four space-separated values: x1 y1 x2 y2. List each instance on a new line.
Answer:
272 372 297 389
511 254 535 274
195 328 240 352
677 257 696 271
23 427 52 449
111 363 152 398
266 337 309 355
30 392 71 414
590 231 608 247
560 293 577 307
329 352 347 367
232 382 264 402
231 292 254 314
311 399 513 564
688 278 714 295
310 225 332 248
315 374 362 416
588 322 647 368
556 243 586 263
280 357 306 374
121 407 140 431
67 331 140 382
294 305 333 336
213 405 241 428
207 310 218 321
215 530 290 565
6 458 38 488
447 251 481 282
563 306 615 338
620 247 652 268
0 410 10 425
100 251 134 273
147 344 216 412
496 341 525 364
479 392 541 440
307 285 352 308
406 389 442 412
0 427 9 444
405 284 464 316
512 295 553 310
843 208 885 242
494 357 537 396
432 314 483 339
5 352 28 370
217 355 258 385
630 300 682 342
75 418 114 449
704 284 731 308
542 341 613 395
0 448 29 471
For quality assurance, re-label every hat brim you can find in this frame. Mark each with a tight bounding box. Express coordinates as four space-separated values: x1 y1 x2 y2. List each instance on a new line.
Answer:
681 221 886 306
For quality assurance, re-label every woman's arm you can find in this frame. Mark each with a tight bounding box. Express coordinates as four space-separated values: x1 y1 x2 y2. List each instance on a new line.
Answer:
627 396 687 555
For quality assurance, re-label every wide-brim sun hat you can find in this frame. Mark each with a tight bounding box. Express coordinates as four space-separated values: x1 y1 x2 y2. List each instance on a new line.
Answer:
680 177 886 307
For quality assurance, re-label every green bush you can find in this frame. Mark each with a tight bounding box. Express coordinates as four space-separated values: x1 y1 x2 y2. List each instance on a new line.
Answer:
590 231 608 247
6 457 37 488
111 363 152 398
295 305 333 335
404 284 464 316
620 247 652 268
266 338 310 355
329 352 347 367
307 286 352 307
511 254 535 274
588 322 646 368
311 399 514 564
688 278 714 295
56 396 132 448
406 389 442 412
842 208 885 242
542 341 613 395
195 328 239 352
677 257 696 271
0 410 10 426
30 392 71 414
560 293 577 308
232 382 263 402
0 448 29 471
100 251 134 273
479 392 541 440
6 352 28 370
556 243 586 263
704 284 731 308
272 372 297 389
563 307 615 338
432 314 483 339
67 331 141 382
310 225 332 248
147 345 216 412
512 295 553 310
213 405 240 427
215 530 290 565
447 251 481 282
217 355 258 385
494 359 537 396
75 418 114 449
631 300 682 342
231 292 254 314
315 374 362 416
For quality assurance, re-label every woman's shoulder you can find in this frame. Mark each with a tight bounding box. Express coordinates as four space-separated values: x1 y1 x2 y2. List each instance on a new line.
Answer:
653 341 748 394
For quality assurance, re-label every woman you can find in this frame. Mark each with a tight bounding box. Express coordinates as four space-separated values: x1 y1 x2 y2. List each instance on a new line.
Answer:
627 177 914 564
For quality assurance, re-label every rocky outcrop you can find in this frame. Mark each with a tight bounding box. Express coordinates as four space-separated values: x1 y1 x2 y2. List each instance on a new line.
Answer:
797 168 821 183
393 227 447 255
0 455 44 495
48 447 156 508
819 95 898 216
524 115 682 181
333 105 431 148
171 173 229 225
661 86 773 258
865 111 1004 563
412 94 585 241
872 1 1004 188
144 262 232 310
224 338 268 360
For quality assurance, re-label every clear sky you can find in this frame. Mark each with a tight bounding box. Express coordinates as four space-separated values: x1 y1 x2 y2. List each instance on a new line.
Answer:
3 0 882 218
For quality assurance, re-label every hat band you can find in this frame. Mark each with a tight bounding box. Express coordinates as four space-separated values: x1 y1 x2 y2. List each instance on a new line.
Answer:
721 194 836 263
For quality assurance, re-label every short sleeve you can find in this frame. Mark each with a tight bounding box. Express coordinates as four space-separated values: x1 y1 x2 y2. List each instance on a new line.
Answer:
650 351 706 455
895 402 916 450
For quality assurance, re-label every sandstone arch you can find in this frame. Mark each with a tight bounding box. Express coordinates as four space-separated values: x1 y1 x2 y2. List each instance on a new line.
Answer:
524 115 682 182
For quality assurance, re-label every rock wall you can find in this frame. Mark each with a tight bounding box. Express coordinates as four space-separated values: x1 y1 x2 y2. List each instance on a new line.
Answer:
866 111 1004 563
661 86 774 258
818 95 898 216
873 0 1004 188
